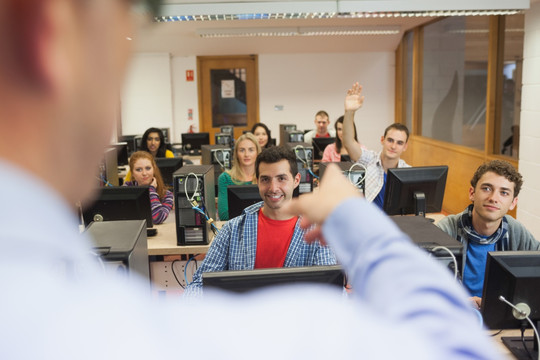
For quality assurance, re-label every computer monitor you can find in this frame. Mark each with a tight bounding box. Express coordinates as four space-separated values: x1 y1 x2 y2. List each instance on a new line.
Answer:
181 132 210 155
383 166 448 217
312 137 336 161
203 265 345 293
112 142 129 166
481 251 540 359
82 186 153 229
227 184 262 219
155 157 183 187
118 135 139 155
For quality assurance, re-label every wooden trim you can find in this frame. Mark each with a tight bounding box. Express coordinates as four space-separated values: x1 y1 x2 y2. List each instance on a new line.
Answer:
408 135 485 158
412 27 423 135
485 16 505 155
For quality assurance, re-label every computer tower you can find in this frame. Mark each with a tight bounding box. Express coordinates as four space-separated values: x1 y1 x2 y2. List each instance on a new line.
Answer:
287 130 305 143
279 124 297 146
201 144 233 195
286 142 314 194
215 132 233 147
85 220 150 288
173 165 215 246
319 161 365 195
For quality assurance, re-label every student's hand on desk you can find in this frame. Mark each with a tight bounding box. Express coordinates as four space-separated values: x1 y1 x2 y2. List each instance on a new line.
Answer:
345 82 365 112
469 296 482 310
282 164 361 245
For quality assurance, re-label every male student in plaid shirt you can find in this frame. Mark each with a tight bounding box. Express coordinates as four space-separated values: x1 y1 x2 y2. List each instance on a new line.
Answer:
184 146 336 295
342 82 411 209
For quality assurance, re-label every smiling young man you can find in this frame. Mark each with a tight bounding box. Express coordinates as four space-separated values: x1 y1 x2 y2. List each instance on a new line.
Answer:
437 160 540 307
341 83 410 209
185 146 337 295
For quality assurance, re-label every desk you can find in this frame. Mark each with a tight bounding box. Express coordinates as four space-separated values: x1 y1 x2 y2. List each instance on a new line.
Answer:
147 216 224 256
491 329 538 359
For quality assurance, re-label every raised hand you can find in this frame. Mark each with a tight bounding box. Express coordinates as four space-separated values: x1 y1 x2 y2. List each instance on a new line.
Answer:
345 82 364 112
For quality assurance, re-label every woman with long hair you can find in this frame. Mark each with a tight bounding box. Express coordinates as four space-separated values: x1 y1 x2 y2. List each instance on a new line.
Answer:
217 133 261 220
322 116 361 162
140 127 174 158
124 151 173 224
251 123 273 149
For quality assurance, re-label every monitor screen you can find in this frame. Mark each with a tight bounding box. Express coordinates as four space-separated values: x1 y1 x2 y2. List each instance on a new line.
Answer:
118 135 138 155
312 137 336 161
112 142 129 166
481 251 540 359
82 186 153 228
181 132 210 154
227 184 262 219
203 265 345 293
383 166 448 216
155 157 183 187
482 251 540 329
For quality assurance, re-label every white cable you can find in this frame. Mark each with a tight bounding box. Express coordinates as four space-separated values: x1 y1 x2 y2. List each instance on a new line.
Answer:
294 145 308 169
346 162 367 187
183 172 200 203
499 295 540 360
430 246 458 279
213 149 225 169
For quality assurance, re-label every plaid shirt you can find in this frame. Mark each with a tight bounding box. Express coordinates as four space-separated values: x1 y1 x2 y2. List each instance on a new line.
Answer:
184 202 337 296
358 150 410 203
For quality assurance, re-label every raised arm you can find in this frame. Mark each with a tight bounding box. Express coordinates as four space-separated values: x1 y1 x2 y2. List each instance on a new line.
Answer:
343 83 365 162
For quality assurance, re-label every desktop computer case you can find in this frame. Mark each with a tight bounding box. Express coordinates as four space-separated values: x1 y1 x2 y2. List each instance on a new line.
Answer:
286 142 313 194
319 161 365 195
173 165 215 246
85 220 150 287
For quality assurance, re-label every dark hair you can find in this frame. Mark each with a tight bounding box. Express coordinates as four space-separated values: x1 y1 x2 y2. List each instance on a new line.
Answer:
255 146 298 179
141 127 167 157
251 123 273 149
334 116 358 153
315 110 329 120
383 123 409 142
470 160 523 198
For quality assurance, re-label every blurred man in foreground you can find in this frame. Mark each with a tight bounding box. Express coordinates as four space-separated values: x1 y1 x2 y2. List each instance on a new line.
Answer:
0 1 500 359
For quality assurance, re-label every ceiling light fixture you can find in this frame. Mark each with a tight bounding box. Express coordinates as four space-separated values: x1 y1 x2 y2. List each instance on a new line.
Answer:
196 26 401 38
156 9 523 22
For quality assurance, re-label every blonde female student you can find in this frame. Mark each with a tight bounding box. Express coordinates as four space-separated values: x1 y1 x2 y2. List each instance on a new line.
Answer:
217 133 261 221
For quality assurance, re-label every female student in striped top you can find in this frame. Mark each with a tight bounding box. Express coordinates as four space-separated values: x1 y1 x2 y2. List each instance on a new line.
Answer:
124 151 173 224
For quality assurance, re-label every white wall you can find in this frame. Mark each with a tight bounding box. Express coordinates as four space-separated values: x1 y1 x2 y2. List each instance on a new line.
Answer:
517 1 540 239
258 52 395 150
127 51 396 148
121 53 174 137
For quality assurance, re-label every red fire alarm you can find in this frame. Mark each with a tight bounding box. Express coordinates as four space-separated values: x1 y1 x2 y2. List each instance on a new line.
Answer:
186 70 194 82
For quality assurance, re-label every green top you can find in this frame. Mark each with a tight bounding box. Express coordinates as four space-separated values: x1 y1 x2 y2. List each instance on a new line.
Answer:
218 172 253 221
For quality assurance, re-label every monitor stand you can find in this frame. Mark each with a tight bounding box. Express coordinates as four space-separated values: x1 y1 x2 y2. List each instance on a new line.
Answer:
501 321 539 360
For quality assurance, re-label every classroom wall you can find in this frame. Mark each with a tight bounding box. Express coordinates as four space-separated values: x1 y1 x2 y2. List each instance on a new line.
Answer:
124 51 395 150
517 1 540 239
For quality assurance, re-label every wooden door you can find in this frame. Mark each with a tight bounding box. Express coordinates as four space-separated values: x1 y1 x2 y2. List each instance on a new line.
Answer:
197 55 259 143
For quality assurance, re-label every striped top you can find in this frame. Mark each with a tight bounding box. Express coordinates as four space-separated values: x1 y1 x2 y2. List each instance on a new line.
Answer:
123 181 173 225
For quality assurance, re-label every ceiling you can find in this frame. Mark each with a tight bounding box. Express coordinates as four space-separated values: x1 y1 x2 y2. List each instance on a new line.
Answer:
133 0 529 56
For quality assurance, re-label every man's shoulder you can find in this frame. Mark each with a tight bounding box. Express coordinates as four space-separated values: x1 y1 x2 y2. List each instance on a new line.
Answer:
435 211 464 237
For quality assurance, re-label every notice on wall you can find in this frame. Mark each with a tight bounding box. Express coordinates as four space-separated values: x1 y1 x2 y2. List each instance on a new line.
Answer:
221 80 235 98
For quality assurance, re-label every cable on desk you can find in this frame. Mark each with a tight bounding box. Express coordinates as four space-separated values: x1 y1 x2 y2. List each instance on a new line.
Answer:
192 206 219 234
213 149 226 169
184 254 200 286
346 162 366 188
171 259 186 289
430 245 458 279
97 175 114 187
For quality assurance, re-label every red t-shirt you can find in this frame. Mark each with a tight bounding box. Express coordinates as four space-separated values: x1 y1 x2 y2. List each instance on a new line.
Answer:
315 133 330 138
254 210 298 269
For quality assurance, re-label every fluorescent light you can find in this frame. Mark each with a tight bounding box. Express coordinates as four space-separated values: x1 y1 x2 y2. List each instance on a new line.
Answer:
196 26 401 38
156 9 523 22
